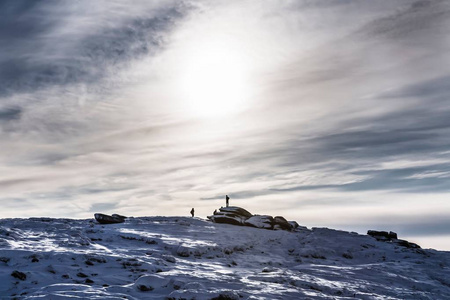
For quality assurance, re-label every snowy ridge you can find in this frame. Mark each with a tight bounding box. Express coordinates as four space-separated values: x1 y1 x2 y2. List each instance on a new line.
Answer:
0 216 449 299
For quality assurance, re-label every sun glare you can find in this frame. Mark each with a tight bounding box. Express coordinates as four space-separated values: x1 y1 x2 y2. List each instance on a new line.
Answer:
178 40 251 118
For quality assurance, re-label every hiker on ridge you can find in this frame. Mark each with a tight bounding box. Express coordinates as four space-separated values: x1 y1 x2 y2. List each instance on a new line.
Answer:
226 195 229 207
190 208 195 217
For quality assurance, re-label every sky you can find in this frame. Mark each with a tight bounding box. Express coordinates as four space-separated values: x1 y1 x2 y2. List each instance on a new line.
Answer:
1 0 450 250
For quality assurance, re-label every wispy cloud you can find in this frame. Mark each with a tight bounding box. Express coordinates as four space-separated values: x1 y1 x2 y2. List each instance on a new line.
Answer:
1 0 450 249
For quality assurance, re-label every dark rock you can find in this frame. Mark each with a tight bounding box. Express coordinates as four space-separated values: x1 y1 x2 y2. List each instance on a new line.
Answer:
210 215 244 226
223 247 233 255
343 253 353 259
122 259 142 268
208 206 253 226
176 246 190 257
208 206 300 232
112 213 127 219
30 254 39 263
389 231 398 239
162 255 176 263
0 257 10 263
211 291 240 300
11 271 26 281
137 285 154 292
94 213 126 224
395 239 421 249
262 267 276 273
30 217 52 222
87 257 106 264
289 221 300 230
367 230 398 240
219 206 253 218
274 216 292 231
76 272 88 278
85 278 94 284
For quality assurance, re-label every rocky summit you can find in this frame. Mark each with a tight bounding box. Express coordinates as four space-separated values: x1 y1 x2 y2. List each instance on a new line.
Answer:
207 206 299 231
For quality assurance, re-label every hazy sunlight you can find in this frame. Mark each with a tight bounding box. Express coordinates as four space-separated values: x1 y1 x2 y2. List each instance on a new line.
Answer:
178 38 251 118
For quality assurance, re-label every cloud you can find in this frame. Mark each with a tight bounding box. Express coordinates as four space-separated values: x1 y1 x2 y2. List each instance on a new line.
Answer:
0 0 449 249
0 0 189 96
0 107 21 122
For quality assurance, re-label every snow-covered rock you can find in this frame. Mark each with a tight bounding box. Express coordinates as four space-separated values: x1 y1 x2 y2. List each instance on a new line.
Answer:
208 206 297 231
244 215 273 229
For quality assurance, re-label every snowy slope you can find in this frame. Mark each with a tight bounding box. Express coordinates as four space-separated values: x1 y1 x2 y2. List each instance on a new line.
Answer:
0 216 449 299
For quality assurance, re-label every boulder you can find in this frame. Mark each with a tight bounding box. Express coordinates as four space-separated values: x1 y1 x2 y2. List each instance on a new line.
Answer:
273 216 292 231
209 215 244 226
207 206 252 226
289 221 300 230
395 239 421 249
176 246 190 257
218 206 253 218
94 213 126 224
11 270 26 281
208 206 300 232
367 230 397 240
244 215 274 230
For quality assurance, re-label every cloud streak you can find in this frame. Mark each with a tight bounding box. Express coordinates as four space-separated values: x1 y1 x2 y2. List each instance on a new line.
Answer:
0 0 450 250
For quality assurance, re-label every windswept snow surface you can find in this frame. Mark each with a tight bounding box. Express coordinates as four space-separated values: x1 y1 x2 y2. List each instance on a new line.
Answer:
0 217 449 299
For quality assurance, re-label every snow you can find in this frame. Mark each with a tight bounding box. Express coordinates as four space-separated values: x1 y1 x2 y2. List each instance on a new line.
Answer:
0 216 449 299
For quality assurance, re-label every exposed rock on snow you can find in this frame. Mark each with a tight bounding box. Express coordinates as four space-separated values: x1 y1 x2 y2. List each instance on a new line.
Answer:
94 213 127 224
208 206 297 231
175 245 190 257
368 230 421 249
11 270 26 281
219 207 252 218
367 230 398 240
208 206 251 226
394 239 421 249
273 216 292 231
244 215 273 229
210 214 243 226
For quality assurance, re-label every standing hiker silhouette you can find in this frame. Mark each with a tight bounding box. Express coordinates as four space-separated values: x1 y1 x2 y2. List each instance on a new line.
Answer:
226 195 229 207
190 208 195 217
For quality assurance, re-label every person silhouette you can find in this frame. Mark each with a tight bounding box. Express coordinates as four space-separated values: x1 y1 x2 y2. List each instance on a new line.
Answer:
226 195 229 207
190 208 195 217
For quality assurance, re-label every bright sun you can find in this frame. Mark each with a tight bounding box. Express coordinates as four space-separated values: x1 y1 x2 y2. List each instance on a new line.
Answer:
178 39 251 118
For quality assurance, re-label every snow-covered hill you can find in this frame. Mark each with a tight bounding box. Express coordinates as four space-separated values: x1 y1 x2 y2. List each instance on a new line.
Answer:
0 216 449 299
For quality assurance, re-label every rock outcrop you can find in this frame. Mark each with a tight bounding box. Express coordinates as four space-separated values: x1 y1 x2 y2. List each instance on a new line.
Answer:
367 230 421 249
94 213 127 224
207 206 297 231
367 230 398 240
245 215 274 229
